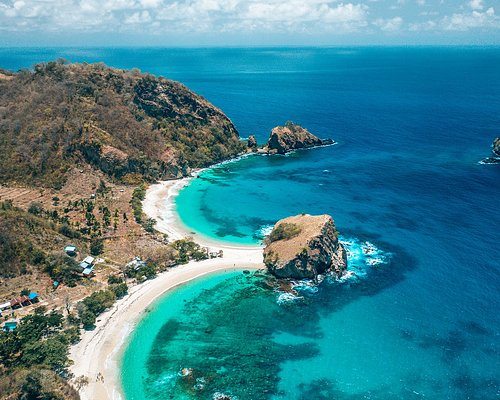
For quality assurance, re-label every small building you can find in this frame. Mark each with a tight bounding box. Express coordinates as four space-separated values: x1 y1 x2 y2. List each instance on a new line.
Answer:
10 298 22 309
0 302 10 312
79 256 95 271
28 292 39 303
19 296 31 306
83 256 95 264
125 256 146 271
64 245 77 256
82 266 94 277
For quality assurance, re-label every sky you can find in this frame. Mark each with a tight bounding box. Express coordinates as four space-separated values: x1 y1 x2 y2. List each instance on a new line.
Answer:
0 0 499 46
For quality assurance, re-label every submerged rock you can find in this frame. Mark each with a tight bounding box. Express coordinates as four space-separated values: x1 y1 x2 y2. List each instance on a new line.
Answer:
263 214 347 279
265 122 334 154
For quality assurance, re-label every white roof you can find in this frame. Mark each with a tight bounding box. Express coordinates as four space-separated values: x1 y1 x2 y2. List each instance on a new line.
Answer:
83 256 95 264
65 245 77 251
0 302 11 309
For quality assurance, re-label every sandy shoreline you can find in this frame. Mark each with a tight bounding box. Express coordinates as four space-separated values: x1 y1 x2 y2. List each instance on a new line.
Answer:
70 175 264 400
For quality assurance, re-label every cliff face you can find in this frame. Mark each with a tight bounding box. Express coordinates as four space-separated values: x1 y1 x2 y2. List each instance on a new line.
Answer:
265 122 333 155
0 61 245 188
263 214 347 279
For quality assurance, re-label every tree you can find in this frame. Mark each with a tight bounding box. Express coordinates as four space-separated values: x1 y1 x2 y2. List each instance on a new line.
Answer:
20 373 44 400
21 336 69 373
110 283 128 299
90 238 104 256
81 290 115 316
79 309 96 330
44 253 80 286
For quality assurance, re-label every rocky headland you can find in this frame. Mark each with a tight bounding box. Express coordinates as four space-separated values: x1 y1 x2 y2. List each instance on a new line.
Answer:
480 137 500 164
263 122 334 155
263 214 347 280
0 60 245 188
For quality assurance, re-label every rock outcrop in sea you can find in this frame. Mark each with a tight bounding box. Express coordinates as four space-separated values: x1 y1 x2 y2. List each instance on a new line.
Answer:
247 135 257 151
493 137 500 156
264 122 334 155
480 137 500 164
263 214 347 279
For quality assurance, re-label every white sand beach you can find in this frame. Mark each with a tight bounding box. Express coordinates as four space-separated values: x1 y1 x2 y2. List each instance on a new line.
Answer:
70 177 264 400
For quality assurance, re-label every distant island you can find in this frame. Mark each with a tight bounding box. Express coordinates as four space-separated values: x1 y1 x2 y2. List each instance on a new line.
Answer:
248 121 335 155
480 137 500 164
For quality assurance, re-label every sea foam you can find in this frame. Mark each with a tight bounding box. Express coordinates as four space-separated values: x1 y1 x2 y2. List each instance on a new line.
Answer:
275 237 391 304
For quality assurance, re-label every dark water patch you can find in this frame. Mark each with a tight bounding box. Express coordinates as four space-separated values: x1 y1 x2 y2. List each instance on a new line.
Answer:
197 203 248 238
381 211 423 231
481 345 499 358
215 228 247 238
459 320 492 336
414 330 467 364
296 377 429 400
451 370 500 400
348 211 371 221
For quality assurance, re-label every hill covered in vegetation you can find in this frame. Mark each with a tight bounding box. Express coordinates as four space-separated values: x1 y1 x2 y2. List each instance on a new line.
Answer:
0 60 245 188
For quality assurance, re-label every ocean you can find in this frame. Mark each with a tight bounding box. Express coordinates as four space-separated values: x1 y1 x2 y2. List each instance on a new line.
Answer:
2 47 499 399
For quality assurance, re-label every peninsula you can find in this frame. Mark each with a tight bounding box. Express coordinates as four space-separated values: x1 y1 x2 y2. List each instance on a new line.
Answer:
0 61 340 400
0 60 255 399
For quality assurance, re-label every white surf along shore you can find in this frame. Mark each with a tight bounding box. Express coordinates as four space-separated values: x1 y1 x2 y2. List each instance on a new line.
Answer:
70 173 265 400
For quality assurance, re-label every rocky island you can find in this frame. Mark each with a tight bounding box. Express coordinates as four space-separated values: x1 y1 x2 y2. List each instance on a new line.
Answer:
263 214 347 280
263 122 334 155
480 137 500 164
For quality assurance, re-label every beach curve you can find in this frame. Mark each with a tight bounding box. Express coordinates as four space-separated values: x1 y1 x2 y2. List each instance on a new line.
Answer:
70 175 264 400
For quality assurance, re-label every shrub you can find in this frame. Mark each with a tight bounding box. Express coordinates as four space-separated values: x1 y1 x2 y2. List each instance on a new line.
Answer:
107 275 124 285
143 218 156 233
59 223 80 239
268 223 301 243
28 202 43 215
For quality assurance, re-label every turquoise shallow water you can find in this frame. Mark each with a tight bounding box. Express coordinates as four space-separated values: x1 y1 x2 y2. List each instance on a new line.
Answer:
3 47 498 399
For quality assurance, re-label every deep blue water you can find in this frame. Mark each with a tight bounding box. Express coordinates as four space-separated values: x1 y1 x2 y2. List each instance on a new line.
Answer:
2 47 499 399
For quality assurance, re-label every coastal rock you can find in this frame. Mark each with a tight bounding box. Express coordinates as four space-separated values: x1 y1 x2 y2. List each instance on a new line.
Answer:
265 122 333 155
247 135 257 151
263 214 347 279
480 137 500 164
493 137 500 157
